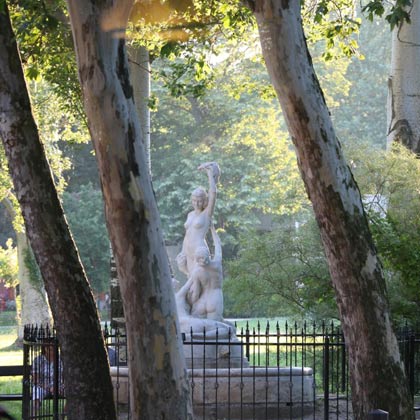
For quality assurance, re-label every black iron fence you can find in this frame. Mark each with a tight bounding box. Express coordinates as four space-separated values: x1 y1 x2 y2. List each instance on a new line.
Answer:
22 325 65 420
19 321 420 420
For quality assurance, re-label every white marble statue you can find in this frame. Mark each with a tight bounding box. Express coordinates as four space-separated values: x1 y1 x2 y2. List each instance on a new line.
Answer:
176 233 232 339
177 224 224 321
175 162 234 337
176 162 220 277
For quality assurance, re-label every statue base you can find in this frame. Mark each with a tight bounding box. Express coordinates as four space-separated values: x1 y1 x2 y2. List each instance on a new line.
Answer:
110 366 314 419
183 335 249 369
191 366 314 419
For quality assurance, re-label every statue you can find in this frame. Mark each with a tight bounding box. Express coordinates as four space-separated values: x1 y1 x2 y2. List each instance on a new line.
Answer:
175 162 232 331
177 276 231 340
177 225 224 322
175 163 246 367
176 162 220 277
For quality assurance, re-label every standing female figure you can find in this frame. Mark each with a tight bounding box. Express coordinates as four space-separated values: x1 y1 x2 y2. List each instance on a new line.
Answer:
177 162 220 276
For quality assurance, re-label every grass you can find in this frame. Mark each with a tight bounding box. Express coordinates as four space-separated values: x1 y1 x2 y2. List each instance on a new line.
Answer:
0 320 22 419
0 377 22 420
0 311 18 328
0 326 22 366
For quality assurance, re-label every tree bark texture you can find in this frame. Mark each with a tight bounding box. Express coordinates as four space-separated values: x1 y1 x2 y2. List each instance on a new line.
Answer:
2 197 52 340
249 1 414 419
0 5 117 420
128 45 151 172
387 1 420 153
16 232 52 340
66 1 193 418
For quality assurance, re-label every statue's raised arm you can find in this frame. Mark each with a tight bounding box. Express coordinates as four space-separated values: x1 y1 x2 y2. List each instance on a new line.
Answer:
177 162 220 276
198 162 220 219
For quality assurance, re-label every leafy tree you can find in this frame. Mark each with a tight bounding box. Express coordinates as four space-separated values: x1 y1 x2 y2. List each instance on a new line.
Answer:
8 0 83 119
362 1 420 152
0 239 18 285
246 1 413 418
346 141 420 323
150 39 352 249
66 1 192 418
224 216 335 319
0 79 73 334
151 84 306 250
332 12 390 148
0 4 116 419
63 183 109 293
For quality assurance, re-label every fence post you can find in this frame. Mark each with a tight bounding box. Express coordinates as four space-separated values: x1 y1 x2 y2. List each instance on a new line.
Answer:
367 409 389 419
323 335 330 420
22 326 31 420
53 336 60 420
409 333 415 396
341 338 346 393
245 322 250 361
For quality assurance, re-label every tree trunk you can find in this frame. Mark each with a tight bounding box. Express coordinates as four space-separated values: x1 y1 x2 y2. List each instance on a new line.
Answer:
249 1 414 419
66 1 192 418
387 1 420 153
16 232 51 339
2 197 51 340
0 5 116 420
128 45 151 172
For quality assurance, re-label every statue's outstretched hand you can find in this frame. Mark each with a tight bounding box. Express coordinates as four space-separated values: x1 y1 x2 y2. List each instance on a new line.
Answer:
198 162 220 183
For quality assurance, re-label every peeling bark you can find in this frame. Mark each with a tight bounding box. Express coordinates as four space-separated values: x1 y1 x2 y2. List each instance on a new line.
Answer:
251 1 414 419
66 1 192 418
16 232 51 340
0 5 116 420
128 45 151 171
387 1 420 153
2 197 52 340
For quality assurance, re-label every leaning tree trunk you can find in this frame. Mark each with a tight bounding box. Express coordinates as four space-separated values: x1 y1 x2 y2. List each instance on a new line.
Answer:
248 1 414 419
66 1 192 418
387 1 420 153
0 5 116 420
128 44 151 172
16 232 51 340
2 197 52 340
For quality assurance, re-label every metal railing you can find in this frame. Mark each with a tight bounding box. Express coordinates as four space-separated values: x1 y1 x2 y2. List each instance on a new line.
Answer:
22 325 65 420
18 321 420 420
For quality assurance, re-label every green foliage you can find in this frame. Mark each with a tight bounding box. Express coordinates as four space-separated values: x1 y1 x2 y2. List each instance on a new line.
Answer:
156 46 216 98
23 246 43 290
332 12 389 148
9 0 84 120
0 240 18 286
151 71 308 250
370 214 420 323
224 217 337 319
62 184 109 292
0 145 12 200
362 0 412 29
304 0 362 61
345 142 420 322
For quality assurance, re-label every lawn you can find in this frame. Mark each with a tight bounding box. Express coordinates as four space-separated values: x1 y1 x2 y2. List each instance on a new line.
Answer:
0 318 22 420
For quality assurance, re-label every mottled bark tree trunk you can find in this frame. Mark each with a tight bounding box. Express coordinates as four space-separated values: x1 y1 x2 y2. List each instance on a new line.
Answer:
387 1 420 153
0 5 116 420
2 198 52 340
66 1 192 418
16 232 51 339
248 1 414 419
128 45 151 171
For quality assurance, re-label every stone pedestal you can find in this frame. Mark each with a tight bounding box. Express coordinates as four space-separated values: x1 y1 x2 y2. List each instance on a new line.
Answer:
110 366 129 405
183 337 249 369
110 366 314 419
191 366 314 420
